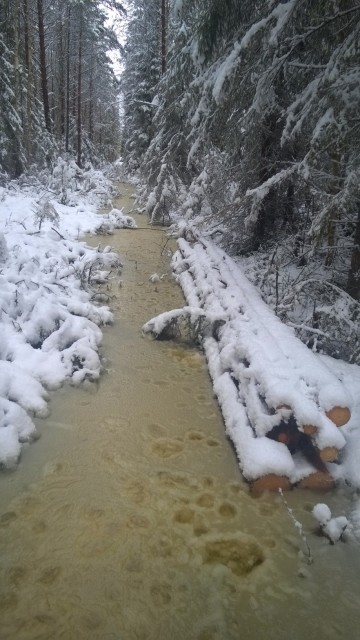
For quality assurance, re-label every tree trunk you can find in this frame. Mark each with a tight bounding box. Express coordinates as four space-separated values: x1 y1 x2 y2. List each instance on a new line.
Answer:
13 0 20 122
65 5 71 152
160 0 167 74
89 46 94 141
254 113 279 247
77 7 83 167
346 208 360 300
325 152 341 267
37 0 51 132
23 0 32 161
57 15 65 139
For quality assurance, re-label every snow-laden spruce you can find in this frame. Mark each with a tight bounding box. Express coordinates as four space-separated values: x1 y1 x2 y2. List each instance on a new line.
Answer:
0 167 135 469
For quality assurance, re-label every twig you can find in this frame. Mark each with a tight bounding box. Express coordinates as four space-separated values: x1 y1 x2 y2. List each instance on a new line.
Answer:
161 237 170 256
279 489 314 565
51 226 66 240
287 322 329 337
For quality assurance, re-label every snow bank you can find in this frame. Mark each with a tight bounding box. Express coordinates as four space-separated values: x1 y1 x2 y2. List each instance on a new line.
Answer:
0 170 134 468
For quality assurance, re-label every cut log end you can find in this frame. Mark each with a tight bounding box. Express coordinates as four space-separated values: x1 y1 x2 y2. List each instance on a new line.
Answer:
319 446 339 462
249 474 292 497
302 424 317 436
326 406 351 427
298 471 335 492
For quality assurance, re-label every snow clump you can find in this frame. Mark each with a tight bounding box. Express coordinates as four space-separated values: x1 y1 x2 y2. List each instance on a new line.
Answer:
95 208 137 234
312 503 350 543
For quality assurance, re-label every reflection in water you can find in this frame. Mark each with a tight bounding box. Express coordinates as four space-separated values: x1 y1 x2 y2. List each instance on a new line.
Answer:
1 183 360 639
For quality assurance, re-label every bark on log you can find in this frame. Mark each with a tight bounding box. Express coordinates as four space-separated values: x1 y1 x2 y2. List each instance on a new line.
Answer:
268 421 300 453
325 406 351 427
250 474 292 496
298 471 335 491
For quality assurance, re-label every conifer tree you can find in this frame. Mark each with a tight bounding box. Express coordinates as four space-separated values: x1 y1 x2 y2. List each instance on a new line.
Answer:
126 0 360 302
0 0 125 176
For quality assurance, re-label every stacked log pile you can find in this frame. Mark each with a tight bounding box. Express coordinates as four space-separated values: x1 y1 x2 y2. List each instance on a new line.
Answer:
144 234 352 495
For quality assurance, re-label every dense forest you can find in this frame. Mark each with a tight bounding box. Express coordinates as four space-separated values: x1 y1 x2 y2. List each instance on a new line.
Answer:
0 0 359 360
122 0 360 361
0 0 124 176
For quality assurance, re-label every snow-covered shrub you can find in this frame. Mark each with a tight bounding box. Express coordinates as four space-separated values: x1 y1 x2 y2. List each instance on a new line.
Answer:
49 157 83 204
33 198 60 231
46 157 114 208
94 208 137 235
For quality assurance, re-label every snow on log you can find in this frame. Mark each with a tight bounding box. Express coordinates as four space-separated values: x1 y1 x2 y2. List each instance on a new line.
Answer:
142 306 225 342
164 235 352 493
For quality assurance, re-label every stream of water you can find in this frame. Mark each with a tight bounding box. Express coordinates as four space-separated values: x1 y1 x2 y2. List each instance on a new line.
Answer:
0 183 359 640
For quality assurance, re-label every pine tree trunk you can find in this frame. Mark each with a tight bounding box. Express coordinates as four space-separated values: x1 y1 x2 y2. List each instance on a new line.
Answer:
37 0 51 132
346 209 360 301
325 152 342 267
161 0 167 74
13 0 20 122
77 8 83 167
65 5 71 152
57 16 65 139
89 46 94 141
23 0 32 161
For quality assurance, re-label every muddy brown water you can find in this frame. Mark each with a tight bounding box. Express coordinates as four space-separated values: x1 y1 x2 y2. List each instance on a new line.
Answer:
1 183 360 640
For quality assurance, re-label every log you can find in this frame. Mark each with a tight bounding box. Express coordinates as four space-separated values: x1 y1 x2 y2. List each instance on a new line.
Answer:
326 406 351 427
302 424 317 436
298 471 335 492
267 421 300 453
250 474 292 497
319 446 339 463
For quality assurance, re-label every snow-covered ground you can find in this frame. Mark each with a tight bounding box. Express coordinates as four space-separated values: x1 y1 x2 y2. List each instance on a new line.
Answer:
0 162 135 468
